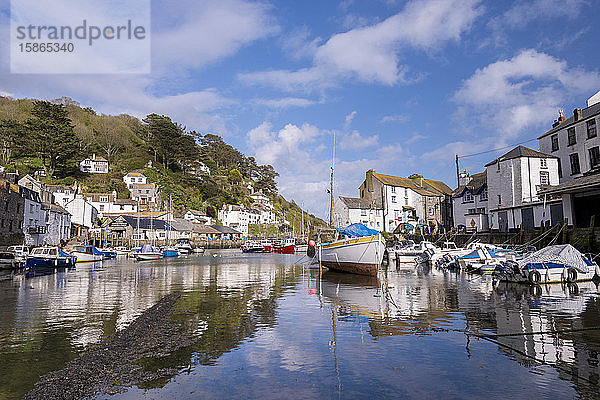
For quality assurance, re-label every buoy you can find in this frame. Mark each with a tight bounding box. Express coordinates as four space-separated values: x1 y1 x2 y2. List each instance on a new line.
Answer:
528 270 541 284
566 268 577 283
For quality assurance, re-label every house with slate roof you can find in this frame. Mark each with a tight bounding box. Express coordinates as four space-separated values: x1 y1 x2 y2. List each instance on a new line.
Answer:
452 171 489 231
358 170 453 232
485 146 561 232
79 154 109 174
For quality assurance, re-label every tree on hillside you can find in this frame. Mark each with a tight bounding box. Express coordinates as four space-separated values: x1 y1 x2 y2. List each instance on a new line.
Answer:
93 116 130 163
25 101 80 177
0 119 23 165
228 168 243 185
254 164 278 196
199 133 245 172
143 114 191 170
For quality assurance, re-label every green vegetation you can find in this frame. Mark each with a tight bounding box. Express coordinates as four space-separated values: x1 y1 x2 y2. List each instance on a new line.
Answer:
0 96 326 226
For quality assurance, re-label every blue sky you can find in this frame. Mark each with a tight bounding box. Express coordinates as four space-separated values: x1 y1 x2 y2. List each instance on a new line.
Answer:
1 0 600 219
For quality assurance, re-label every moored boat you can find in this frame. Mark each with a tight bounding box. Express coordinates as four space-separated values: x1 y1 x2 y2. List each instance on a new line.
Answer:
135 244 164 261
318 224 385 276
114 246 129 257
193 246 205 254
273 238 295 254
242 241 264 253
26 246 77 268
495 244 600 284
72 244 104 263
162 247 180 257
98 248 117 259
7 245 29 263
261 240 272 253
176 238 193 255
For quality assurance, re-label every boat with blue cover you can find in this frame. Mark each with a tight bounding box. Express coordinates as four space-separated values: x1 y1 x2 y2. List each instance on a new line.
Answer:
26 246 77 269
72 244 104 263
317 223 385 276
135 244 164 261
162 247 180 257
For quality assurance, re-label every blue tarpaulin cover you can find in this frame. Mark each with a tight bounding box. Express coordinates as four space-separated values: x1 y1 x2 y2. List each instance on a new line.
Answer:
337 223 379 238
138 244 161 253
58 248 73 258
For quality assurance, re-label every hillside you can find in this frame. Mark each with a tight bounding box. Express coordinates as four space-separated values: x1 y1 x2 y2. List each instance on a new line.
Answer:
0 96 326 231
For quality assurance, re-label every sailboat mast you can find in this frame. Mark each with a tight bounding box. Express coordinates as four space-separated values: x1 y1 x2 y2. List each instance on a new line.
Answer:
329 131 335 227
136 200 140 248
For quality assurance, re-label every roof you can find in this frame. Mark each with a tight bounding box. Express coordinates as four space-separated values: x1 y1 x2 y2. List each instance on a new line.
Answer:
538 102 600 139
484 146 557 167
123 171 145 177
84 156 108 162
84 193 115 202
186 209 206 216
118 215 169 230
210 225 242 235
46 184 74 193
193 224 221 234
372 172 452 196
453 171 487 197
41 202 70 215
170 218 194 232
338 196 375 209
130 183 156 189
539 172 600 195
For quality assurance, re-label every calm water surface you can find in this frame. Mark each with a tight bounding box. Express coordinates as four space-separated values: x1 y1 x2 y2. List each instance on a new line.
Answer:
1 249 600 399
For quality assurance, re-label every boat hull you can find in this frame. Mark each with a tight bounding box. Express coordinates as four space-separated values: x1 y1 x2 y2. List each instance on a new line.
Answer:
26 256 76 269
135 252 163 261
163 250 180 257
319 235 385 277
273 245 295 254
72 252 103 263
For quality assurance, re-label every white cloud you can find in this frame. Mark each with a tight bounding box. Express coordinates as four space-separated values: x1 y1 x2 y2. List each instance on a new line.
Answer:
453 49 600 139
405 133 427 145
380 114 409 123
343 110 357 130
239 0 483 91
251 97 318 109
340 130 379 150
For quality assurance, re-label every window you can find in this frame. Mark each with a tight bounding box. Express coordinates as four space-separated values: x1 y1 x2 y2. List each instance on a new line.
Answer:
100 196 108 202
558 158 562 179
30 204 35 213
361 209 367 216
479 188 488 201
568 128 576 146
404 188 408 196
477 207 485 214
404 198 408 205
99 205 105 211
138 178 143 182
570 153 581 175
497 194 501 206
590 146 600 169
463 192 473 203
540 171 549 185
376 210 381 216
497 161 501 172
588 119 597 139
394 210 399 219
551 135 559 152
468 208 476 214
391 196 396 203
391 186 396 193
540 158 547 169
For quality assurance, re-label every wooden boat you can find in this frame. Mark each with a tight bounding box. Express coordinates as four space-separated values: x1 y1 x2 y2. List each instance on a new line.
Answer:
26 246 77 268
318 224 385 277
72 244 104 263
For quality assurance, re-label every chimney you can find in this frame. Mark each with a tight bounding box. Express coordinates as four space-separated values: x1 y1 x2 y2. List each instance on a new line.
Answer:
92 153 96 160
458 171 470 186
574 108 582 122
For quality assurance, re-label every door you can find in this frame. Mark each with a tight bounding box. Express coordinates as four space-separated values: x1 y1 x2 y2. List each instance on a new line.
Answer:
550 203 563 226
521 207 534 230
498 211 508 233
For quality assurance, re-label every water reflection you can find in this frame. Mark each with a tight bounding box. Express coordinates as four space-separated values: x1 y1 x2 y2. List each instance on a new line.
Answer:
0 253 599 399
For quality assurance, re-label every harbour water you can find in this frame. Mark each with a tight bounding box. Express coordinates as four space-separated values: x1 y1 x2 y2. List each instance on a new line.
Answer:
1 250 600 399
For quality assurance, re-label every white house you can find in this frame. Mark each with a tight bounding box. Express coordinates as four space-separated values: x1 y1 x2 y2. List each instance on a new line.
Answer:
128 183 158 210
538 92 600 183
250 192 273 210
184 210 214 225
83 191 138 218
18 174 54 203
123 171 147 188
42 202 71 245
79 154 109 174
332 196 383 230
218 205 256 236
452 171 489 231
485 146 561 232
47 184 76 207
22 187 45 246
64 194 98 229
358 170 453 233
